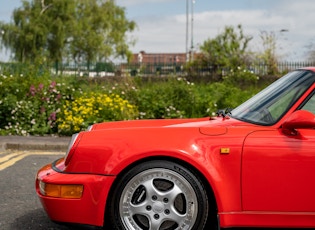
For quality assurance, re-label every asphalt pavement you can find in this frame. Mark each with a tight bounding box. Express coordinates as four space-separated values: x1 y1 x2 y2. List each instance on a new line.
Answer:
0 135 71 152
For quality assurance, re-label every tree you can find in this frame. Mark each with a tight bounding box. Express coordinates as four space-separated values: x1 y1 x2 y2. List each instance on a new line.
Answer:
0 1 48 62
69 0 136 68
44 0 77 65
256 30 278 75
0 0 136 65
194 24 252 74
305 42 315 62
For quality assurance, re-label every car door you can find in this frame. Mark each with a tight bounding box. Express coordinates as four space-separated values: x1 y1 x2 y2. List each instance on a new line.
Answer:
241 127 315 212
242 90 315 212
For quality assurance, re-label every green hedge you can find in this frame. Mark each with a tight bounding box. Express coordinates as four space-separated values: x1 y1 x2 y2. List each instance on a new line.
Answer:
0 67 268 136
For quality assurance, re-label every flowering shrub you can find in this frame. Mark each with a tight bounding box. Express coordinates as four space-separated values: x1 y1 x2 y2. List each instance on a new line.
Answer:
222 66 259 88
3 81 63 135
0 69 263 136
57 92 138 135
0 73 25 133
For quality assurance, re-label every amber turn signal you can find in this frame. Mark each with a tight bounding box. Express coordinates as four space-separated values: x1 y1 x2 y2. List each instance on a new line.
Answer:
39 181 83 199
220 148 230 154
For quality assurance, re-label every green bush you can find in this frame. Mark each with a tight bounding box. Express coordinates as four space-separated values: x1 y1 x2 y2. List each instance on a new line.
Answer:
126 77 194 119
0 67 263 136
0 71 82 135
2 80 64 135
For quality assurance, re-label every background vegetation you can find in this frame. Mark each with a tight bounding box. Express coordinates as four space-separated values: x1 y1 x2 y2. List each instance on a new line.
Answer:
0 1 297 136
0 65 275 136
0 0 136 66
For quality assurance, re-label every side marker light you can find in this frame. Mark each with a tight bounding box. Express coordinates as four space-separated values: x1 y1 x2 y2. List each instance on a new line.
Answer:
39 181 83 199
220 148 230 154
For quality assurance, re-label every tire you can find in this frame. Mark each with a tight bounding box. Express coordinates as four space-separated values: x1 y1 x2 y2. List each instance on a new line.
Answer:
106 160 210 230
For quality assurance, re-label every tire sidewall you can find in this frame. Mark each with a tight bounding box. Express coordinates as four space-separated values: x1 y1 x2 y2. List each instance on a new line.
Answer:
106 160 209 230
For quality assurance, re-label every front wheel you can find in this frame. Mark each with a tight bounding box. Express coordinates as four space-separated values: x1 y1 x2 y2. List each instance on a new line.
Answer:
106 160 211 230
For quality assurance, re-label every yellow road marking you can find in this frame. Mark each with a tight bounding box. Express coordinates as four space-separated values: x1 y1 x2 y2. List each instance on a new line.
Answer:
0 151 63 171
0 152 20 164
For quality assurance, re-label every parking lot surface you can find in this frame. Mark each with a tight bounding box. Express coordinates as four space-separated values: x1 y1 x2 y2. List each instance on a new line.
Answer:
0 150 70 229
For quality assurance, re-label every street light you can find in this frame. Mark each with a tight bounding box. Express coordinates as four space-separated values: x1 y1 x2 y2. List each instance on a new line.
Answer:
191 0 195 61
186 0 189 62
278 29 289 57
185 0 196 62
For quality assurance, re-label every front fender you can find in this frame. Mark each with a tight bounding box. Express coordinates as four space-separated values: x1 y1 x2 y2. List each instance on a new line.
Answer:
65 126 244 213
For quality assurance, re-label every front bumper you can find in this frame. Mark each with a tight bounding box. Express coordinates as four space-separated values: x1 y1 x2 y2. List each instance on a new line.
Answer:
35 159 115 227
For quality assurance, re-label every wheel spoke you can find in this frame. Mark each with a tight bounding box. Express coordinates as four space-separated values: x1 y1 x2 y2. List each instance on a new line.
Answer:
166 184 183 203
142 178 160 197
149 218 163 230
167 208 186 224
129 201 148 216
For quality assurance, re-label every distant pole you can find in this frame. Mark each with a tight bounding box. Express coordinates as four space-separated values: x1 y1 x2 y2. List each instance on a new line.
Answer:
191 0 195 61
186 0 189 62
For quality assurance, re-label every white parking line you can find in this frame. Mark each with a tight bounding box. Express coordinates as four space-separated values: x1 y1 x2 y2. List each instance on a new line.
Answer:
0 151 63 171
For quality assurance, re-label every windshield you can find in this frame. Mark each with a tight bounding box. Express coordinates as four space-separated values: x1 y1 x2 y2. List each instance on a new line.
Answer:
231 70 315 125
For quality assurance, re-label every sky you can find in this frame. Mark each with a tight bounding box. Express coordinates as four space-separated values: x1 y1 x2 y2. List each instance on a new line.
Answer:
0 0 314 62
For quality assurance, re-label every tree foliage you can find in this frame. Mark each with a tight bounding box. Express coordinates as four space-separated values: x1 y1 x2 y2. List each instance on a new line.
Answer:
305 41 315 62
0 0 136 64
256 30 279 75
193 24 252 73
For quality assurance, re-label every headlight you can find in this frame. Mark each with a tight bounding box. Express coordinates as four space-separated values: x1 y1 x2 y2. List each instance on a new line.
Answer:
64 133 79 166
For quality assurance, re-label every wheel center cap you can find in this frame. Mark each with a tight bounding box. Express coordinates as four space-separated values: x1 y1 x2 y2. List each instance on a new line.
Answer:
152 201 164 213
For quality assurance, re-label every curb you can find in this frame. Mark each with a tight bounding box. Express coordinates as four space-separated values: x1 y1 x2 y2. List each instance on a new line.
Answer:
0 136 71 152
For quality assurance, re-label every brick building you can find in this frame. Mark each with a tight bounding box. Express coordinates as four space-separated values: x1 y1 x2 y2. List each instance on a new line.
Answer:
131 51 187 64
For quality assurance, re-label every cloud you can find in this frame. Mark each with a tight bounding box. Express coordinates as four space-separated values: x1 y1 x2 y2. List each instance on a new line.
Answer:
131 2 315 60
1 0 314 61
117 0 174 7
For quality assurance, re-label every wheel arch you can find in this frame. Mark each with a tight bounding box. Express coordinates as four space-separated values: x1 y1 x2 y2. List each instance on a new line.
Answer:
104 155 218 228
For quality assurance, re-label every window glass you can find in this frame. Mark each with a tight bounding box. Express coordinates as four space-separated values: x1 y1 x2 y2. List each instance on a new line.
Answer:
231 70 315 125
301 92 315 114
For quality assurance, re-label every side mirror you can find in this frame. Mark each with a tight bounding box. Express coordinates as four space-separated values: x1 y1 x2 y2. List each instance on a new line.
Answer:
282 110 315 135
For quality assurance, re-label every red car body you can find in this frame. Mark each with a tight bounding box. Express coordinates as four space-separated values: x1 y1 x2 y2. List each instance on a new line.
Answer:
36 67 315 229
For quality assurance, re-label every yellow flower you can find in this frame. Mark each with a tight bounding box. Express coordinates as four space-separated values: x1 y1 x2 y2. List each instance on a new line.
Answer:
58 92 138 134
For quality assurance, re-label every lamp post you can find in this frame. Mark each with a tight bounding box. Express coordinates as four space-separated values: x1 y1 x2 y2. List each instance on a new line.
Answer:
278 29 289 58
0 30 4 48
186 0 189 62
186 0 196 62
190 0 195 61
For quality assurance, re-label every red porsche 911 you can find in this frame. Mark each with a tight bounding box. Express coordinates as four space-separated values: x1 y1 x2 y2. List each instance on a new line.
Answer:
36 67 315 230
